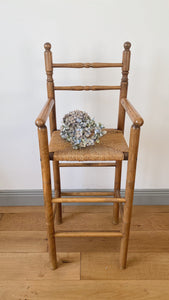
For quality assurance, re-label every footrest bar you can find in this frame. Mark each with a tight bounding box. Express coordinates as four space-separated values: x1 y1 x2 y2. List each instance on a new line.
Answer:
54 231 123 237
52 197 126 203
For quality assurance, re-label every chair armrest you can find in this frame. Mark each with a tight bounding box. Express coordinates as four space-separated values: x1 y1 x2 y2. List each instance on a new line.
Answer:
35 99 54 127
121 98 144 127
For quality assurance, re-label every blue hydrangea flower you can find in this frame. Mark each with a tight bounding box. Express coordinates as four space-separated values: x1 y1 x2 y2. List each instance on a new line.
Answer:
60 110 107 149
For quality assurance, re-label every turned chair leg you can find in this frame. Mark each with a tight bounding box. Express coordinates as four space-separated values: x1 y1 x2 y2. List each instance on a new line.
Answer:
38 126 57 269
53 161 62 224
120 125 140 269
113 161 122 224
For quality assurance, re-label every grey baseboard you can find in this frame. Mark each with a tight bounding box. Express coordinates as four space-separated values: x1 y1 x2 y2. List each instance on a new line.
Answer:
0 189 168 206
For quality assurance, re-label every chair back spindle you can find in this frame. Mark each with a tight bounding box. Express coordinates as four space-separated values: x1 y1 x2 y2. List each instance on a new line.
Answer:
44 43 57 135
117 42 131 132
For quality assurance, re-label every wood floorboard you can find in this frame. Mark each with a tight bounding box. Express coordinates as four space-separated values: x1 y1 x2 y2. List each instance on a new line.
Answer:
0 206 44 213
81 252 169 280
0 280 169 300
0 253 80 281
0 231 47 253
1 206 169 231
63 205 169 214
55 231 169 252
0 212 46 231
1 205 169 214
1 230 168 253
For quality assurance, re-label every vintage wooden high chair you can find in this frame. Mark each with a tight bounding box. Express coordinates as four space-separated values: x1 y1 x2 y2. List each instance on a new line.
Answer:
35 41 144 270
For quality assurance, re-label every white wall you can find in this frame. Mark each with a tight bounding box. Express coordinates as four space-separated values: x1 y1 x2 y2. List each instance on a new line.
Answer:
0 0 169 190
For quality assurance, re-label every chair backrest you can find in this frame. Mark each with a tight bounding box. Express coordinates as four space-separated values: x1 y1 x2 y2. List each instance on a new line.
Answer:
44 41 131 135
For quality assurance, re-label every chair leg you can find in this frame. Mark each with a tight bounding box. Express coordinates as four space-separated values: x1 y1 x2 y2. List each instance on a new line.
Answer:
113 161 122 224
120 125 140 269
53 161 62 224
38 126 57 270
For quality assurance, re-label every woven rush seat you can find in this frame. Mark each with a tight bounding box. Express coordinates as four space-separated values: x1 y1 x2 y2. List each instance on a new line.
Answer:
49 129 129 161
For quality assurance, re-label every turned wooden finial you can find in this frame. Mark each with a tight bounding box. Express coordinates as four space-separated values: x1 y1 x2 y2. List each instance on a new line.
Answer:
124 41 131 51
44 42 51 51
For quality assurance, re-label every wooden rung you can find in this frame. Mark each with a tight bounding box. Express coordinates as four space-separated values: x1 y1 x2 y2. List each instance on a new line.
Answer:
61 191 115 197
54 231 123 237
52 63 123 68
54 85 121 91
52 197 126 203
59 163 116 167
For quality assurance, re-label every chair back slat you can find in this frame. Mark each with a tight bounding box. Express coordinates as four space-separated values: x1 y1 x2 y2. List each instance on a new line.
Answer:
52 62 122 68
54 85 121 91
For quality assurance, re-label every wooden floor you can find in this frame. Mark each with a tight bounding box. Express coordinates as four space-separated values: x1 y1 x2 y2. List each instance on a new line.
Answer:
0 205 169 299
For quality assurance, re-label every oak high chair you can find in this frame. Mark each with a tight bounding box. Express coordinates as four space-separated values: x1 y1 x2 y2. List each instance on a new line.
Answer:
35 41 144 270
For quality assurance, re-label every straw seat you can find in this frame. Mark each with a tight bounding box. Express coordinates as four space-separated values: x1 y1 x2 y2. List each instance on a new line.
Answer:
49 129 129 161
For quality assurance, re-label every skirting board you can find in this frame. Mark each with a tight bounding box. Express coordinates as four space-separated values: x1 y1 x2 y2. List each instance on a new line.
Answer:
0 189 168 206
